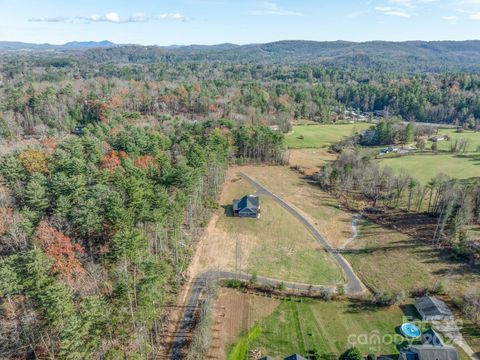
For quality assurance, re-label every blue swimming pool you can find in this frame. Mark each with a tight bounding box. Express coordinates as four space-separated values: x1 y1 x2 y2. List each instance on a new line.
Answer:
400 323 422 338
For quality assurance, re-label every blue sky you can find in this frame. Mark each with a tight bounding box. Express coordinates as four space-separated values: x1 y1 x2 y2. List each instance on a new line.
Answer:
1 0 479 45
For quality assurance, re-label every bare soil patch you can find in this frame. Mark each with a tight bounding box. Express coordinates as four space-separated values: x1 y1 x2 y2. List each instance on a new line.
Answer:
206 288 279 360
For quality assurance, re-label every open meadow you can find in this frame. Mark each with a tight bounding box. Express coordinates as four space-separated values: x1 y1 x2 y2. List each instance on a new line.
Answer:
285 123 372 149
377 152 480 184
192 169 344 285
435 129 480 153
237 165 355 249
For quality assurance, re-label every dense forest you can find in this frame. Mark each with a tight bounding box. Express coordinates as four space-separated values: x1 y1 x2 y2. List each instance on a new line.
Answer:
0 115 283 358
1 49 480 140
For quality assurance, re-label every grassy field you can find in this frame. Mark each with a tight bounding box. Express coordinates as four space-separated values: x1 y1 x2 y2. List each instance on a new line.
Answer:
237 165 354 248
218 194 344 285
286 123 372 149
436 129 480 153
378 153 480 184
199 171 344 285
228 298 416 359
344 220 480 296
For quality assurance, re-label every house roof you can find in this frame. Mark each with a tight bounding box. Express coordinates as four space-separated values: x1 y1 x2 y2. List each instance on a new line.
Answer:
406 345 459 360
415 296 453 317
233 195 260 212
284 355 307 360
422 328 444 347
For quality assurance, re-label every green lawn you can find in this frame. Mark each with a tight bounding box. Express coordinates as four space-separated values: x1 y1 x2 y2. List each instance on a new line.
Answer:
286 123 372 149
436 129 480 153
378 153 480 184
219 195 344 285
228 298 417 359
217 176 344 285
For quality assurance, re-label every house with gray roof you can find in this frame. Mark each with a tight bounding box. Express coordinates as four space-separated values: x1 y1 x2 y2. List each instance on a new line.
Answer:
233 195 261 218
415 296 453 321
399 345 459 360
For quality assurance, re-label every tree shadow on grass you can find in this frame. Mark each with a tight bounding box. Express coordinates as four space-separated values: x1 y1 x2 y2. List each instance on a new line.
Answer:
399 304 421 320
344 298 385 314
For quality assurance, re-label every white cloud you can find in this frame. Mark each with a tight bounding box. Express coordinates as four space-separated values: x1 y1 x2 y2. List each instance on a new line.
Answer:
470 11 480 18
442 15 459 21
375 6 411 17
29 16 70 23
30 12 187 24
251 1 303 16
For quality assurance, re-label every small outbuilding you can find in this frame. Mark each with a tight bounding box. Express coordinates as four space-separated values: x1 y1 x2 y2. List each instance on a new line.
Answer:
415 296 454 321
233 195 261 218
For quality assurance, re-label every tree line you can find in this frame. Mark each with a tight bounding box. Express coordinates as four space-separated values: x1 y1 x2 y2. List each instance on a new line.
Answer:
1 57 480 141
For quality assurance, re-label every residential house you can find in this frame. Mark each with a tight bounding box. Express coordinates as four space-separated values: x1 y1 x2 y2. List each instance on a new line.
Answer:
399 345 459 360
233 195 261 218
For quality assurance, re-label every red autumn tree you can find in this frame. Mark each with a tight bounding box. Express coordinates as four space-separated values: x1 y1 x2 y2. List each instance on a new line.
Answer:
34 221 84 283
100 150 127 171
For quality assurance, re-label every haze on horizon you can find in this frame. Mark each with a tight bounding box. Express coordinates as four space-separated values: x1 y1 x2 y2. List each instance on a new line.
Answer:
1 0 480 46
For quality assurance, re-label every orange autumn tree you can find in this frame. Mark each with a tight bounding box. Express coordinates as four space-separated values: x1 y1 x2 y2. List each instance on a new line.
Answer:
18 149 48 175
134 155 158 170
100 150 127 171
34 221 84 283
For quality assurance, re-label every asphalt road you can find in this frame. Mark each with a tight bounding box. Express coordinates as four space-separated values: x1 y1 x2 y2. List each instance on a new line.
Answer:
240 172 365 294
169 172 365 359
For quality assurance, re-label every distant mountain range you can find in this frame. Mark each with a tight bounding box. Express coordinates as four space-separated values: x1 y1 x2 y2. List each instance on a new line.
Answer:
0 40 116 50
2 39 480 72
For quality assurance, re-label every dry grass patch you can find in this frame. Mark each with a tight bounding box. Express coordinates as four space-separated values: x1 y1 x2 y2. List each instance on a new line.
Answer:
236 165 354 248
207 288 279 360
194 169 344 285
288 148 336 175
344 220 480 295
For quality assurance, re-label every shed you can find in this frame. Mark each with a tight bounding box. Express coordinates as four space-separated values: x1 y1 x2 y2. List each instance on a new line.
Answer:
399 345 459 360
415 296 453 321
233 195 261 218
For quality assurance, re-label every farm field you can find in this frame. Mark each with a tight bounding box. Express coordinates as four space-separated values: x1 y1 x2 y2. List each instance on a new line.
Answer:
377 153 480 184
193 169 344 285
436 129 480 153
227 297 416 360
285 123 372 149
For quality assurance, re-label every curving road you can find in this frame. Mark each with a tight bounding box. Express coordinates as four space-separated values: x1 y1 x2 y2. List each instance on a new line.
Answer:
169 270 336 359
168 172 366 359
240 172 365 294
